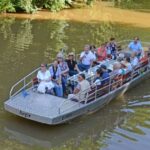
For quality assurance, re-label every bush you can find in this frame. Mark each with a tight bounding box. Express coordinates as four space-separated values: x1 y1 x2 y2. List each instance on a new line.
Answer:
0 0 15 13
0 0 94 13
44 0 73 12
15 0 37 13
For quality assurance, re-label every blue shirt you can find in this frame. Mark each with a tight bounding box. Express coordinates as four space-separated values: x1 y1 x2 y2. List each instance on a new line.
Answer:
128 41 142 53
101 72 110 85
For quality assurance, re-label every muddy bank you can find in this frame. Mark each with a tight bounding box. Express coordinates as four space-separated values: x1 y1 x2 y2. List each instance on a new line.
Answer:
0 2 150 28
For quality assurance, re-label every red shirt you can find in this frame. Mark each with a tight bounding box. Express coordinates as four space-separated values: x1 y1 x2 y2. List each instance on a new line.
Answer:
97 47 107 61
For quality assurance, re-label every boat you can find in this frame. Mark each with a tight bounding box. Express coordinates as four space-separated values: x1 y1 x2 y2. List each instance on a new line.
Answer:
4 40 150 125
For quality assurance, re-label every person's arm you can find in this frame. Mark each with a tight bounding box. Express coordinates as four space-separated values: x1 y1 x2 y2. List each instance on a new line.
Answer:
73 84 80 94
74 61 80 72
80 52 85 61
75 64 80 73
90 60 93 67
128 42 132 50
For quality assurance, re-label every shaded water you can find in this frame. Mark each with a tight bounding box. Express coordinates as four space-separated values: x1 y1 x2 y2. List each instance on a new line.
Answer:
0 1 150 150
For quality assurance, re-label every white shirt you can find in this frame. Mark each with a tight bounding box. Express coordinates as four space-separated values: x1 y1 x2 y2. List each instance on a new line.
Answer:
126 63 132 71
37 70 51 81
131 57 139 67
80 51 95 65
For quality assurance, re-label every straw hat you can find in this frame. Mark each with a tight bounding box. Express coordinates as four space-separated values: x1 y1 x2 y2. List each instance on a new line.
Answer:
68 52 75 57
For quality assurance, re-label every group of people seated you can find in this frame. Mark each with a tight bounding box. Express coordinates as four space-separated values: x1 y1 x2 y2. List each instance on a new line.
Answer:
36 36 148 101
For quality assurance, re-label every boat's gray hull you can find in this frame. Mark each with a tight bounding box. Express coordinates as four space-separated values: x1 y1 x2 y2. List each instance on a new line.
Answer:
4 70 150 125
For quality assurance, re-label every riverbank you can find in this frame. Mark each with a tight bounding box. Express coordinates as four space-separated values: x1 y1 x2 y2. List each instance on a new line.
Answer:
0 1 150 28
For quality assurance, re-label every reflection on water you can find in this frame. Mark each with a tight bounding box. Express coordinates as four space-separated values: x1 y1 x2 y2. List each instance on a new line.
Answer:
0 10 150 150
115 0 150 13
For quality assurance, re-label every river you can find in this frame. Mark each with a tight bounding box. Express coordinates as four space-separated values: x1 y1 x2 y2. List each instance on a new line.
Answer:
0 1 150 150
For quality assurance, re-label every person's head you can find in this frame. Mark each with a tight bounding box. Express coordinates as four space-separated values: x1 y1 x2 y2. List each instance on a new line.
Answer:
78 73 85 82
125 57 130 63
96 69 102 77
110 37 115 42
68 52 75 60
84 45 90 54
53 60 58 67
57 53 64 63
90 45 96 51
101 43 106 49
40 63 47 72
101 64 107 72
134 37 139 44
113 62 121 70
117 53 125 62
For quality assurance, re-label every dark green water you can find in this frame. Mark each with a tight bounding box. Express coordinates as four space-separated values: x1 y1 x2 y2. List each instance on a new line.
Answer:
0 9 150 150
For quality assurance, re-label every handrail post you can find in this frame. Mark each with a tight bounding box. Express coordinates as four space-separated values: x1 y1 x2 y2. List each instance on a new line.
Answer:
95 86 97 100
24 78 26 88
109 77 111 92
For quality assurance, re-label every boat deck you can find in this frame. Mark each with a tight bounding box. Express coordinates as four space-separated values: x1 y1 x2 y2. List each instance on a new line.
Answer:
5 89 82 119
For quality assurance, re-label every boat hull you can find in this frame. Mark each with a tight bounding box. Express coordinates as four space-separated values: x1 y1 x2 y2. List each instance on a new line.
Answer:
4 69 150 125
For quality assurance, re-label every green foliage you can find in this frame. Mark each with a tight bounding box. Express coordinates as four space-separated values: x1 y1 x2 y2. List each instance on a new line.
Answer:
44 0 66 12
0 0 15 13
15 0 37 13
0 0 94 13
86 0 94 5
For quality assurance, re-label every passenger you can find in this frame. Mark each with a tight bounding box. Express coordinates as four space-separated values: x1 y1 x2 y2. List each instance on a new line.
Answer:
117 53 125 62
92 69 101 86
130 52 139 68
100 65 110 85
66 52 80 76
128 37 143 58
49 60 63 97
57 53 69 95
111 62 123 76
121 57 132 72
111 62 123 89
97 43 107 61
37 64 54 94
107 38 117 60
90 45 97 61
68 73 91 101
90 45 99 66
78 45 95 71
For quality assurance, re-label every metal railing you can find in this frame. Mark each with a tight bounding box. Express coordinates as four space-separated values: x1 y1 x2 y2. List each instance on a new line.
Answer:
9 63 52 99
57 60 150 114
